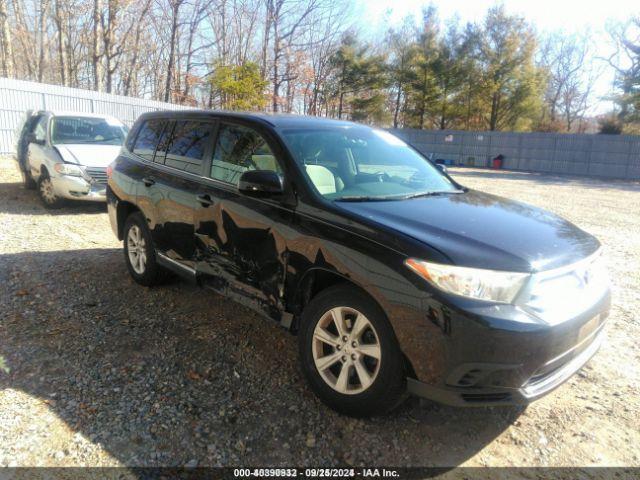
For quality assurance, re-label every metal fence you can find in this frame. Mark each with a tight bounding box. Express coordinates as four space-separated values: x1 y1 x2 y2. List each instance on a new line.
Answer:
0 77 192 154
390 129 640 180
2 78 640 179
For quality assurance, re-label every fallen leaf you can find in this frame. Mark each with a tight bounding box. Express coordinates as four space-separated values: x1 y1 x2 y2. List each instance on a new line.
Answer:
187 370 201 380
0 356 9 374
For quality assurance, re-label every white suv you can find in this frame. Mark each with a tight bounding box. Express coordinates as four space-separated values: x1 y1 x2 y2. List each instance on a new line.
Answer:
15 110 128 208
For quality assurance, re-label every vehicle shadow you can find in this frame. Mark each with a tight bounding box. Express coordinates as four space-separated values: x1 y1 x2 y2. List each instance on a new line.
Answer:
449 168 640 193
0 248 522 467
0 181 107 215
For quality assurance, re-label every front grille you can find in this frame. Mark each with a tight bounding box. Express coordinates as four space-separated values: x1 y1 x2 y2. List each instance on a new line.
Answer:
85 167 108 185
522 250 608 324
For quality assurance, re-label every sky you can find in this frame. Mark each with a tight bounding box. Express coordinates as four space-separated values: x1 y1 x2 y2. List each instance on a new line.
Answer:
354 0 639 114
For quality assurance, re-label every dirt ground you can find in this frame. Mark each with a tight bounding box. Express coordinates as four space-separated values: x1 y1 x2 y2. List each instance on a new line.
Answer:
0 155 639 468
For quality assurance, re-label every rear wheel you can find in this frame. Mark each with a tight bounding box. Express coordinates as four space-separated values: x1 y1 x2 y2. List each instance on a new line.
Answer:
123 211 169 286
38 174 64 209
298 284 406 417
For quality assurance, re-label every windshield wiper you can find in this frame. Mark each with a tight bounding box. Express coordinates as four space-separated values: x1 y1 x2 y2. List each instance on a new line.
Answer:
78 137 120 144
335 195 406 202
400 190 464 200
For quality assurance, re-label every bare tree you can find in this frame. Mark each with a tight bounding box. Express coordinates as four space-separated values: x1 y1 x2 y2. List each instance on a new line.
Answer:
10 0 35 79
53 0 70 85
164 0 185 102
92 0 104 90
121 0 152 95
102 0 122 93
0 0 14 77
605 17 640 126
539 32 596 131
266 0 329 112
37 0 50 82
303 3 349 115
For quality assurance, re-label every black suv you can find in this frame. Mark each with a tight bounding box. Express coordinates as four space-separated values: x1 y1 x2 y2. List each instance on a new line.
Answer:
107 111 610 416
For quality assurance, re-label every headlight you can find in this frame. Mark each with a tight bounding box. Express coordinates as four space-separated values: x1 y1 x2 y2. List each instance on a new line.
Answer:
54 162 84 177
405 258 530 303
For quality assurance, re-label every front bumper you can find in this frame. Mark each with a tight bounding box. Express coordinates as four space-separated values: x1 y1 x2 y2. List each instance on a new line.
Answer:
407 314 606 406
400 285 611 407
51 175 107 202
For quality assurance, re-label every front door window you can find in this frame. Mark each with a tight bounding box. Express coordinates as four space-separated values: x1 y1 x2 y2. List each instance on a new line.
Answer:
209 123 281 186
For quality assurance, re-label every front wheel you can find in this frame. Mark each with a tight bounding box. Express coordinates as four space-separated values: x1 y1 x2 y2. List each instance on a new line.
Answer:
38 175 64 208
298 284 406 417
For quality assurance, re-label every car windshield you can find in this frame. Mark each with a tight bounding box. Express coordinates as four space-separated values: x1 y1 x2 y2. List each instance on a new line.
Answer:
51 116 127 145
281 126 459 201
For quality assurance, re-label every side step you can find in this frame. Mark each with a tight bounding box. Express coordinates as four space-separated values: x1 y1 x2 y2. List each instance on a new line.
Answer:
156 252 197 283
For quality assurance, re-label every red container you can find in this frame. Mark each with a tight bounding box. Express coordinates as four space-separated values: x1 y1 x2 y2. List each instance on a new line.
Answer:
492 158 503 169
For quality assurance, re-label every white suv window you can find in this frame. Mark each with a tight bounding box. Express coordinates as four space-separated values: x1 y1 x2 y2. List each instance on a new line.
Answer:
33 116 47 143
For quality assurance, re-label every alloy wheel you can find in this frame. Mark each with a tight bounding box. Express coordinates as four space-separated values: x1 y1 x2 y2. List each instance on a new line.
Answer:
312 306 382 395
127 225 147 274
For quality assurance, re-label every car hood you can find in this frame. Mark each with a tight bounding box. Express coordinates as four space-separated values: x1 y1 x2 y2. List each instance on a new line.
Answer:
336 190 600 272
54 144 122 168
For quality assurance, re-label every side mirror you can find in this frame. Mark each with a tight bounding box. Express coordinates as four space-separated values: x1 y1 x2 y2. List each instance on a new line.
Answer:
437 164 448 174
238 170 284 196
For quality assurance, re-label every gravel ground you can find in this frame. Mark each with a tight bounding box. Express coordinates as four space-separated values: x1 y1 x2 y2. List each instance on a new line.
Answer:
1 156 639 468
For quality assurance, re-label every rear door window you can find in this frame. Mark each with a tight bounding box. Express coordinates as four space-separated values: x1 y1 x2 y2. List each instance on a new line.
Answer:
152 121 175 165
132 119 165 162
163 120 213 175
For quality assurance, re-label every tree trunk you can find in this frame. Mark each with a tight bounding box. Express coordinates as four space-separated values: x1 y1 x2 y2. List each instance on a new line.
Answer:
393 82 402 128
261 0 272 80
93 0 104 91
0 0 14 77
182 29 195 100
11 0 33 79
489 92 500 131
54 0 69 85
103 0 118 93
37 0 50 82
164 0 182 103
271 33 280 111
439 85 448 129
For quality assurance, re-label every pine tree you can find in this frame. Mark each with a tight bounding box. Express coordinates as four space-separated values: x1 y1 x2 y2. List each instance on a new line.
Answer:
210 62 268 111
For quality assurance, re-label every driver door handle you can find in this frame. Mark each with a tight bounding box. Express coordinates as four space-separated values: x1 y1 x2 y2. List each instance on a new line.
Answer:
142 177 155 187
196 193 214 207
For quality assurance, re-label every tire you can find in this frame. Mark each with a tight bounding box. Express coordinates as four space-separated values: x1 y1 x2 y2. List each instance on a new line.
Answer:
21 169 36 190
298 284 406 417
123 211 170 286
37 173 65 209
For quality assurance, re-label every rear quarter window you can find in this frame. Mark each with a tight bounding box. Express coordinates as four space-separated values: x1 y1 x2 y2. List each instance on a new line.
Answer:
132 119 165 161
